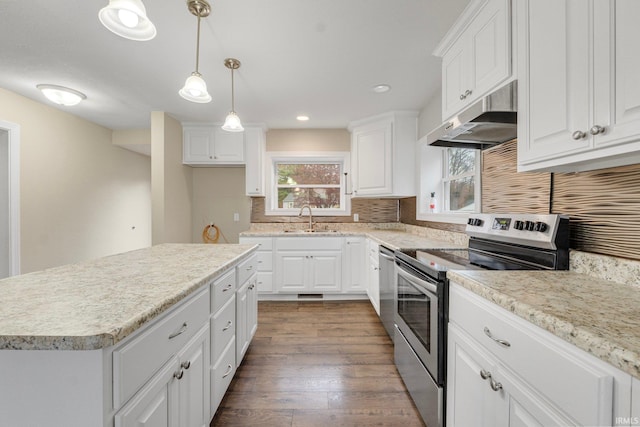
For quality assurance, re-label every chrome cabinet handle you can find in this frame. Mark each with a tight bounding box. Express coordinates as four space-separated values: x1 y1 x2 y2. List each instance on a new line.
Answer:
490 379 503 392
464 89 472 97
590 125 606 135
480 369 492 380
222 284 233 292
460 93 465 100
168 322 188 339
483 327 511 348
174 369 184 380
445 122 454 130
222 364 233 378
181 360 191 370
223 320 233 331
572 130 587 140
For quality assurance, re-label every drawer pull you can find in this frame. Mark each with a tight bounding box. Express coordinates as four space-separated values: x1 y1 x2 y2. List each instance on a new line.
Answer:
222 284 233 292
181 360 191 370
246 265 253 271
490 378 503 392
480 369 492 380
173 369 184 380
223 320 233 331
168 322 188 340
483 327 511 348
222 364 233 378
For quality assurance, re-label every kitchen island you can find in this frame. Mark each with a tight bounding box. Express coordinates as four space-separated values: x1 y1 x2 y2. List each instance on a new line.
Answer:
0 243 258 427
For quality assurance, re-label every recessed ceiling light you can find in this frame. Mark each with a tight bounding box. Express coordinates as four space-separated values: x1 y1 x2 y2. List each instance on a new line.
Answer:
36 84 87 106
296 115 310 121
372 84 391 93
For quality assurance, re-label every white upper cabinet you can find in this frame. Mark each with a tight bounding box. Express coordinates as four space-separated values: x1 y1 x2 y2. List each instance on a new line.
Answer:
183 124 245 166
436 0 513 121
517 0 640 172
243 126 266 196
348 112 417 198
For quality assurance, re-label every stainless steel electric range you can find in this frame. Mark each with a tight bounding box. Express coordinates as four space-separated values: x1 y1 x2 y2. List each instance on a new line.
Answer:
393 213 570 427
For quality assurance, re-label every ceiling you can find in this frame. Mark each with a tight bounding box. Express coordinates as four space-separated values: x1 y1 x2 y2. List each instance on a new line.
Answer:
0 0 470 131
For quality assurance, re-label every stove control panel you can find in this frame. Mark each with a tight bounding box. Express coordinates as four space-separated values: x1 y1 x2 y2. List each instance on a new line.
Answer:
465 214 569 249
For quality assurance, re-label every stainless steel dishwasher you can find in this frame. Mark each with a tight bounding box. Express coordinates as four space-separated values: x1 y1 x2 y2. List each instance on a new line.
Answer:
378 245 396 340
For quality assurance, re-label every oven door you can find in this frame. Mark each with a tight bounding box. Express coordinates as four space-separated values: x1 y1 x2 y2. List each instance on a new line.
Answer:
395 259 442 384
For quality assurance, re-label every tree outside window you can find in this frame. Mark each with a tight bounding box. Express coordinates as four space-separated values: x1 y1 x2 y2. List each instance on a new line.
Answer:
443 148 477 212
276 163 342 209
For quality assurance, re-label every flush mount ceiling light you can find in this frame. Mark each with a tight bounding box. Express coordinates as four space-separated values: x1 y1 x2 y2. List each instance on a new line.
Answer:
221 58 244 132
98 0 157 41
296 115 310 121
36 84 87 106
179 0 212 103
372 84 391 93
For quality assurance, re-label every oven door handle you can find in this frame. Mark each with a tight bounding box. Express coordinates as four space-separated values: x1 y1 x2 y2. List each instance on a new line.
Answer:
397 264 438 294
379 252 395 261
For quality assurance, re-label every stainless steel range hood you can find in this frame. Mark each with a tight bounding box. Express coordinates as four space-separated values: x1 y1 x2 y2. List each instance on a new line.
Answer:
427 81 517 150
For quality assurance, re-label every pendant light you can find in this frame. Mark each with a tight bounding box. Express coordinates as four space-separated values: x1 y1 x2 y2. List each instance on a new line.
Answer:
179 0 212 103
98 0 157 41
221 58 244 132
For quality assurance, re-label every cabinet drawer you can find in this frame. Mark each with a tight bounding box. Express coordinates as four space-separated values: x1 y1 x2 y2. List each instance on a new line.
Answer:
256 272 273 292
113 287 210 408
256 252 273 271
276 237 342 251
211 269 236 313
449 284 613 426
211 337 236 412
237 254 258 285
211 295 236 362
239 237 273 251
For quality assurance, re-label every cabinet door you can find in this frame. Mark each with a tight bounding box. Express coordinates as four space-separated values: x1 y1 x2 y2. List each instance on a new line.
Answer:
351 121 392 196
308 251 342 292
183 127 214 163
212 129 245 163
343 238 366 293
593 0 640 150
247 276 258 342
517 0 591 165
275 253 307 292
442 38 469 120
177 324 210 427
244 127 265 195
236 280 249 363
115 358 180 427
447 325 501 427
367 255 380 315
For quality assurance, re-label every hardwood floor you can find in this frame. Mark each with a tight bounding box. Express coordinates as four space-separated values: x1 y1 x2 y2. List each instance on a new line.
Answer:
211 300 426 427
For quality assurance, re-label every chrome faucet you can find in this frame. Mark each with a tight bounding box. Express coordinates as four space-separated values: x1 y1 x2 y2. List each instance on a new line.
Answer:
298 204 314 231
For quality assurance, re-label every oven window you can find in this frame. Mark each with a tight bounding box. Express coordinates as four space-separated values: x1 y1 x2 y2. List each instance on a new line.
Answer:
397 275 432 352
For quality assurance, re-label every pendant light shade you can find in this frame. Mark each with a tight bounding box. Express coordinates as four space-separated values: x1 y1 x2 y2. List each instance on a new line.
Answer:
179 72 212 103
221 58 244 132
179 0 212 103
98 0 156 41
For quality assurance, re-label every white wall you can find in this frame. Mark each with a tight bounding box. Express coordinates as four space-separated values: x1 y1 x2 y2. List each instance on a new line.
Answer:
0 88 152 273
151 112 193 244
418 88 443 140
267 129 350 152
0 130 8 278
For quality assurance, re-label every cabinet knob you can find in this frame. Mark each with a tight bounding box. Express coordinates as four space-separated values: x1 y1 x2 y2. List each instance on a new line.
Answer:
590 125 606 135
490 379 503 392
571 130 587 140
209 156 213 159
173 369 184 380
480 369 492 380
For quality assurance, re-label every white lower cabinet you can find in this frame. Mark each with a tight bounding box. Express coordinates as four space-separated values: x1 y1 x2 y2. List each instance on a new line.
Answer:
447 283 629 427
366 239 380 315
115 324 210 427
343 237 366 293
275 237 343 293
237 266 258 363
238 237 274 293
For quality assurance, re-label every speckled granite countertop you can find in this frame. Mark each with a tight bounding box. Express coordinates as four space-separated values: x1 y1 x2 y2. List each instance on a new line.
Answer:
448 270 640 379
0 243 256 351
240 229 466 251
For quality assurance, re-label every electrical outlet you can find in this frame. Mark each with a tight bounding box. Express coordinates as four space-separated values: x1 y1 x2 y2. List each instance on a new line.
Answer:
233 213 240 222
353 213 359 222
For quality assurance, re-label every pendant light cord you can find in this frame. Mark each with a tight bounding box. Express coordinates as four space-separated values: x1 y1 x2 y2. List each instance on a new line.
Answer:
195 13 201 73
230 67 235 112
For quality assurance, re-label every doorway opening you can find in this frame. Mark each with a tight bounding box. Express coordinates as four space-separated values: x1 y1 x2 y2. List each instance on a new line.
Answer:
0 121 20 278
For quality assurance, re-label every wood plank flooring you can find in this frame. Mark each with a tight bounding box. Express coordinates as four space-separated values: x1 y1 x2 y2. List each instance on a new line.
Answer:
211 300 426 427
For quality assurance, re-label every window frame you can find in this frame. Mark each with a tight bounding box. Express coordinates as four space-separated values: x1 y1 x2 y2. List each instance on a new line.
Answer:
441 147 481 213
416 141 481 224
264 151 351 216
